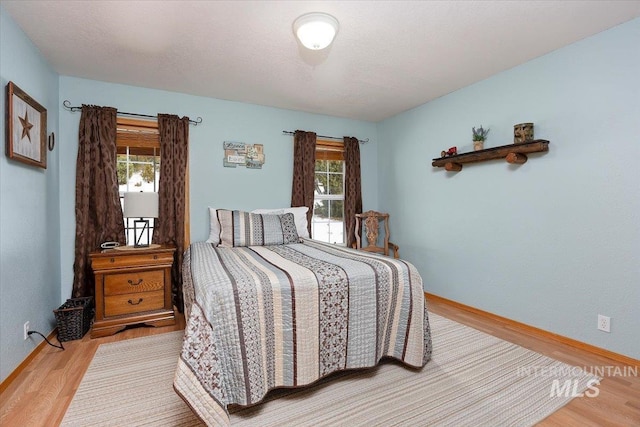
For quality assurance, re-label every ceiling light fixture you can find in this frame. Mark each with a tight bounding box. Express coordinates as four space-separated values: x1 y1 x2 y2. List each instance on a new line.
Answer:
293 12 339 50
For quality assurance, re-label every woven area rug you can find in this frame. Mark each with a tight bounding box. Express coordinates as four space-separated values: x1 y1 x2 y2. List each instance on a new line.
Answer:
61 313 597 426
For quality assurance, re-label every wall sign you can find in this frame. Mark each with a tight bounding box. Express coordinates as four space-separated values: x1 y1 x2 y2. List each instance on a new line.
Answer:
223 141 265 169
6 81 47 169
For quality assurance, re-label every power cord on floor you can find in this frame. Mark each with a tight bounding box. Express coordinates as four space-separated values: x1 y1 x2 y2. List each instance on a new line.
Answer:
27 330 65 350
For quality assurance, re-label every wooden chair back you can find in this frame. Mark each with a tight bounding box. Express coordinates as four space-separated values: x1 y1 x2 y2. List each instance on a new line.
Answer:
354 210 399 259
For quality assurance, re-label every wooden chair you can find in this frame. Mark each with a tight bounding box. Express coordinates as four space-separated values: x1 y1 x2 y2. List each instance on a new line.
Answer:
353 210 400 259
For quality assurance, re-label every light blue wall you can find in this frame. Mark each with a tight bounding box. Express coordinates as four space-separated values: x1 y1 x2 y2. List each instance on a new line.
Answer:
378 18 640 359
0 5 61 382
58 77 378 300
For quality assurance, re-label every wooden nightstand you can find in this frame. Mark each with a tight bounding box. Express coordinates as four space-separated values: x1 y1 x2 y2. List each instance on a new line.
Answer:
90 245 176 338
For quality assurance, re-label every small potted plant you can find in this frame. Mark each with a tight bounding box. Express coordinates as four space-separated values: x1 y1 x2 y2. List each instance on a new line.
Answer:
472 126 490 151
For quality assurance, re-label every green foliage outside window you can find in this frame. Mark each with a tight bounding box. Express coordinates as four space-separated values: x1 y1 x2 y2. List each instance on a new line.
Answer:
117 154 159 186
314 199 344 220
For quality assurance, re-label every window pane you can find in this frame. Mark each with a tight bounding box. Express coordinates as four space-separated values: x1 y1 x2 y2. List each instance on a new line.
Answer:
328 160 343 173
327 223 344 244
312 199 344 244
139 160 158 187
313 201 330 243
328 173 343 195
331 200 344 221
313 199 328 219
117 154 130 186
314 173 328 195
315 159 327 172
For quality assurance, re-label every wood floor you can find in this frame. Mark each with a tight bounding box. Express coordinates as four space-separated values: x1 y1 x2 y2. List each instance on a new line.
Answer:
1 298 638 426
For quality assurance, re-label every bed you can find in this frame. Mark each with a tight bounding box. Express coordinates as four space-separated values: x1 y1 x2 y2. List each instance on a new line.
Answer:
174 210 432 426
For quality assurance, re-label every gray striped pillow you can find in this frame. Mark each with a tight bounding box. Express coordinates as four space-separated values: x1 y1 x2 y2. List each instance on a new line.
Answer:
217 210 299 247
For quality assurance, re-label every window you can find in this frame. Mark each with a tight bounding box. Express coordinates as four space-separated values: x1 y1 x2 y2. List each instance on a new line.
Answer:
116 118 160 245
313 140 345 244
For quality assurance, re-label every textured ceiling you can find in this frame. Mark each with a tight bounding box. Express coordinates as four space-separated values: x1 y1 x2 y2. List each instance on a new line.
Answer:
3 1 639 122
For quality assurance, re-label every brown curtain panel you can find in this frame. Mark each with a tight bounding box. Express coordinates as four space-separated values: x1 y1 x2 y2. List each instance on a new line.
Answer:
291 130 317 236
152 114 189 312
344 136 363 248
72 105 126 298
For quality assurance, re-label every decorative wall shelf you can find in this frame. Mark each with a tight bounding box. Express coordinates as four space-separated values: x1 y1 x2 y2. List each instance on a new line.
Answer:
432 139 549 172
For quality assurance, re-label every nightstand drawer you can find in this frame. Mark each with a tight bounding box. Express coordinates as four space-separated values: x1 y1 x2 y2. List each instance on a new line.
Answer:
91 252 174 270
104 270 164 295
104 291 165 317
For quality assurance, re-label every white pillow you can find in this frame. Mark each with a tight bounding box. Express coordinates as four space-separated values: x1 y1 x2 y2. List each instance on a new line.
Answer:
251 206 310 238
206 207 220 245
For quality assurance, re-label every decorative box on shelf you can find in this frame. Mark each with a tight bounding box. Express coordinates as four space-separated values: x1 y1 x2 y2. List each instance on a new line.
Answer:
89 245 176 338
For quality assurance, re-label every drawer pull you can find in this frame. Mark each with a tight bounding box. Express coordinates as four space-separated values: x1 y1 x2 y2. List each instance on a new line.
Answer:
128 298 143 305
128 279 144 286
153 255 158 260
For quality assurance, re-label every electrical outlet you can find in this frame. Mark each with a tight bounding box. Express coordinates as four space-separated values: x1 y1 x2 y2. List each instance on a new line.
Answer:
23 321 30 340
597 314 610 333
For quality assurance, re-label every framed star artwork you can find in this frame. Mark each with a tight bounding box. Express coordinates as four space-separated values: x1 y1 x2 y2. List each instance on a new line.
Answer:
6 81 47 169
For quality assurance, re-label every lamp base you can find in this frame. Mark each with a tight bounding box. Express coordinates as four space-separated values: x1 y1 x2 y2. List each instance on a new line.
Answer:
132 218 152 247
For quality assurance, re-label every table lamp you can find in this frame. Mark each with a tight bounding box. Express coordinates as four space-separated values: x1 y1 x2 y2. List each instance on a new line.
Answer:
123 192 159 248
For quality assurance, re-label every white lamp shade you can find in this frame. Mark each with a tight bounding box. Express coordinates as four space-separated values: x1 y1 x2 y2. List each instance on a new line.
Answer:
123 192 159 218
293 12 339 50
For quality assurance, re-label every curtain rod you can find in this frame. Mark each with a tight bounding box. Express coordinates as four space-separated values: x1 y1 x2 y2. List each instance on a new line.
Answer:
62 100 203 126
282 130 369 144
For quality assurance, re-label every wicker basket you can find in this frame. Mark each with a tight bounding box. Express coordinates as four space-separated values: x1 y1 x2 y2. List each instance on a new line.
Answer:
54 297 94 342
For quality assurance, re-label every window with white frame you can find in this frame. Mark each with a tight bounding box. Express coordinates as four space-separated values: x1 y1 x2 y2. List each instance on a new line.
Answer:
116 118 160 245
312 140 345 244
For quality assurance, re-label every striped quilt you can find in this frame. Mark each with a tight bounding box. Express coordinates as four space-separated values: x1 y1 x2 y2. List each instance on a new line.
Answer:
174 239 432 426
